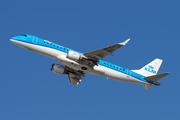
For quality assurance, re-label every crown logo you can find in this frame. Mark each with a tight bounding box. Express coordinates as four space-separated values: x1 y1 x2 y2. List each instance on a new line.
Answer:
148 65 154 69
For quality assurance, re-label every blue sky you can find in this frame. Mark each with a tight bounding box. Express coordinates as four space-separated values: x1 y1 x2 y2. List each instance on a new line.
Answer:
1 0 180 119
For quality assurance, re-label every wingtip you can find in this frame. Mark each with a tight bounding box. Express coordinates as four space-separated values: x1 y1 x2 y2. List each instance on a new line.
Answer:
124 38 130 43
165 72 170 75
119 38 130 45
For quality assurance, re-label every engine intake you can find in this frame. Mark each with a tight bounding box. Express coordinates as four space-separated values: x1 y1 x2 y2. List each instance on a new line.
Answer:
51 64 66 75
66 50 82 61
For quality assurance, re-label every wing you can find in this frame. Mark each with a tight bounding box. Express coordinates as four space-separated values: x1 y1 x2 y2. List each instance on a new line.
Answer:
83 39 130 61
68 73 82 85
65 66 85 85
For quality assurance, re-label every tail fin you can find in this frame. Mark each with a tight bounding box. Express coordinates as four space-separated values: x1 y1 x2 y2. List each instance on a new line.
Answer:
132 58 163 77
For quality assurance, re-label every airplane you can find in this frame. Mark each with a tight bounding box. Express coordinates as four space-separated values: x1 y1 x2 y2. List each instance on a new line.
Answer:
10 34 169 90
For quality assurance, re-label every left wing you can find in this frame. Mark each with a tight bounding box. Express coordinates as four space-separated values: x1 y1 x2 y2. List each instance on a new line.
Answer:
83 39 130 61
65 66 85 85
68 73 82 85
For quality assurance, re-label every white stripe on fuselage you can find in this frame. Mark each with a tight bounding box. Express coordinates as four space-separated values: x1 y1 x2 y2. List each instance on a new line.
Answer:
11 39 148 85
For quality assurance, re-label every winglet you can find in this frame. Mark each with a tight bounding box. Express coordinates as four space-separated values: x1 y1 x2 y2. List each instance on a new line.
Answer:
119 38 130 46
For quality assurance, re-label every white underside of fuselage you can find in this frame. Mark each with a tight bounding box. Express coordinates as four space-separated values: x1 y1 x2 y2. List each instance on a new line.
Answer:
11 39 148 85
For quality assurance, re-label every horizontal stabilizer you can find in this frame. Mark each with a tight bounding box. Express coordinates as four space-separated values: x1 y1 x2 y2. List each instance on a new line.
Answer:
144 72 170 82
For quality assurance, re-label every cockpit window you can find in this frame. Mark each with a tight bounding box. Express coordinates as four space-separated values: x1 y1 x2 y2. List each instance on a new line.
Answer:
21 34 27 37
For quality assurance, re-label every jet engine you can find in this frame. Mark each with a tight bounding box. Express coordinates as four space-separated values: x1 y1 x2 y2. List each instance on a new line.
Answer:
51 64 66 75
66 50 82 61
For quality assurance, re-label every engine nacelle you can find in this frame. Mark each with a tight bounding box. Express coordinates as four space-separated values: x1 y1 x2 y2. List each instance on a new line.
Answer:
51 64 66 75
66 50 82 61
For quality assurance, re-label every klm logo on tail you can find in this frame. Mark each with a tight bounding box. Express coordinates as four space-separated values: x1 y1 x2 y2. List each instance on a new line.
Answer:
145 65 156 74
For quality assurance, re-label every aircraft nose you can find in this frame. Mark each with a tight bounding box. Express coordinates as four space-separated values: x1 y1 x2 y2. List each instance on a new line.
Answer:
10 39 15 43
10 36 19 43
10 36 19 40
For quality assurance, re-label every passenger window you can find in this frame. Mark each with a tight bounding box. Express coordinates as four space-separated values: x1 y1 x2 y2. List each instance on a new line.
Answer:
54 45 56 46
44 40 45 43
60 47 62 49
123 68 125 71
50 43 52 45
120 68 122 70
57 46 59 48
47 42 49 44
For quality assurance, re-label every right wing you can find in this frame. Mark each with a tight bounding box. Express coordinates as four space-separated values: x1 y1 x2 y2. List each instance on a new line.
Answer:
83 39 130 61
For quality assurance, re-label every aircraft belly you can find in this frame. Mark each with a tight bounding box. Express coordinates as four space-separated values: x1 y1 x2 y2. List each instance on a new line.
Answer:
30 45 65 58
30 45 52 57
49 49 66 58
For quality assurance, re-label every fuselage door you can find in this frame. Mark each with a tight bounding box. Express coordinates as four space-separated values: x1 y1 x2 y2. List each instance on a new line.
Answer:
128 70 131 76
32 36 38 44
126 69 131 78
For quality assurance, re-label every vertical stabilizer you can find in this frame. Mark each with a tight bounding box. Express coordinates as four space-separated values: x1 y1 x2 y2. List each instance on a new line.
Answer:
132 59 163 77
